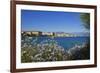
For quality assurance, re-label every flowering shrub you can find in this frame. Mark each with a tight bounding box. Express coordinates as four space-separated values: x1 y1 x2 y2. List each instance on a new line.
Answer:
21 36 89 63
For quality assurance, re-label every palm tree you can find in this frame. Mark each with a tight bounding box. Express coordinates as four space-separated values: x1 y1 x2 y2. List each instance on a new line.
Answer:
80 13 90 30
79 13 90 59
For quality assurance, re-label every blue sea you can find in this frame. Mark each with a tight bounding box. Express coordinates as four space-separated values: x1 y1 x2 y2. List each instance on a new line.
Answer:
54 37 89 49
25 36 89 50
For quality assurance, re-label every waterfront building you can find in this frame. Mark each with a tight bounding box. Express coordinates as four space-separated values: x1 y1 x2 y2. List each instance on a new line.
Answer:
42 32 54 36
31 31 42 36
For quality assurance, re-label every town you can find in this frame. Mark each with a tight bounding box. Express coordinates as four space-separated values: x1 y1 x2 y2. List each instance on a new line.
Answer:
21 31 80 37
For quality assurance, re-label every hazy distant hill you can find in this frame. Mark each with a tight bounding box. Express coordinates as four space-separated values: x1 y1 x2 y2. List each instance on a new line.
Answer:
71 32 90 37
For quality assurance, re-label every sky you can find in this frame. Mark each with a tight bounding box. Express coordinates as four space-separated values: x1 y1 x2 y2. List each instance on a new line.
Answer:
21 10 87 33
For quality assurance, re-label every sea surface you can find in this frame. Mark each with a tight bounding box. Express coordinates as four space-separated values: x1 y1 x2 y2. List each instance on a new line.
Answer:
54 37 89 49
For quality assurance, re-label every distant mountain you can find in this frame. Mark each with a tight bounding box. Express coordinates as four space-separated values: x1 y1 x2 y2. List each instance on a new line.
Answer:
54 32 90 37
71 32 90 37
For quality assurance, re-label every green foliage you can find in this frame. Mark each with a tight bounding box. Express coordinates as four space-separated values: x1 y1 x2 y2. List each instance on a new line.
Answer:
21 36 90 63
80 13 90 30
69 43 90 60
21 47 38 63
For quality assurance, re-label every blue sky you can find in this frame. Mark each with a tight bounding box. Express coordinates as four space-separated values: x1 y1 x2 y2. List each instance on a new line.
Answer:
21 10 86 33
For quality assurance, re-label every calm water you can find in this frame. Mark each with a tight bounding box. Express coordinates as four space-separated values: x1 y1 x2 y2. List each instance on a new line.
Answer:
54 37 89 49
23 36 89 50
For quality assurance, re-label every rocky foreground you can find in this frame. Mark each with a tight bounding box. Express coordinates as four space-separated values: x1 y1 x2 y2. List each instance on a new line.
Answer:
21 36 90 63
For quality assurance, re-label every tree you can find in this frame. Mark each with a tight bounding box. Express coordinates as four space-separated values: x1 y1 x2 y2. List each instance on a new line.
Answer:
80 13 90 60
80 13 90 30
